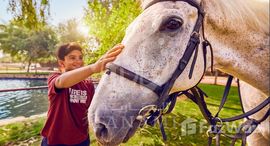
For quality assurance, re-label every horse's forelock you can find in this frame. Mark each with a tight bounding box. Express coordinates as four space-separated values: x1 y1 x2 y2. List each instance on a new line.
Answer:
207 0 269 35
140 0 201 9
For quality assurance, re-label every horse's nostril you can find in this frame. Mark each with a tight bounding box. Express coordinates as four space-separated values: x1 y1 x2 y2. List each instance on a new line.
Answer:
96 123 108 139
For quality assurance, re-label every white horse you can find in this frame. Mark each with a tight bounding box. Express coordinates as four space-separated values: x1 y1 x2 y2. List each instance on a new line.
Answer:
89 0 269 145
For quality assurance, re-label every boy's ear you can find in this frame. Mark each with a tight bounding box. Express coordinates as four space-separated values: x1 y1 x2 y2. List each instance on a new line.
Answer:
58 60 65 68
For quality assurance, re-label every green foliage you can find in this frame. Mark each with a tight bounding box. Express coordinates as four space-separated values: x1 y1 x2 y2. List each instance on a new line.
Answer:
0 55 13 63
0 24 58 72
84 0 141 64
7 0 50 30
56 19 86 44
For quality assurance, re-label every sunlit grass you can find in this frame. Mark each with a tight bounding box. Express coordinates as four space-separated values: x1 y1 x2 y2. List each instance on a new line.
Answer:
0 118 45 145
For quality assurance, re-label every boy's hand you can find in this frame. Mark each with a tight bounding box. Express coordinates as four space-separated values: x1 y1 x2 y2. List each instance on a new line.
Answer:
92 44 124 73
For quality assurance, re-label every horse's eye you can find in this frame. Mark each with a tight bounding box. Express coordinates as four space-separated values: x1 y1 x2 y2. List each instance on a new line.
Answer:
160 18 183 31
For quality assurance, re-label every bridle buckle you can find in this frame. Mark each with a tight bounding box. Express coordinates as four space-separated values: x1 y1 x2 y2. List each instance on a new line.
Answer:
206 117 223 139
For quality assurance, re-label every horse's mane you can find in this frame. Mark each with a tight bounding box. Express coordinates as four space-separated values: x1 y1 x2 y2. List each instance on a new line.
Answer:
207 0 269 35
140 0 269 35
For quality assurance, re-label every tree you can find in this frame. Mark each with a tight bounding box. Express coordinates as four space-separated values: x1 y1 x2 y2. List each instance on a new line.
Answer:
1 0 55 71
7 0 50 30
0 24 58 72
84 0 141 64
56 19 86 44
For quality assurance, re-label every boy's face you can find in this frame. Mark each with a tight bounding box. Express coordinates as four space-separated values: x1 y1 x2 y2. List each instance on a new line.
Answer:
58 50 84 72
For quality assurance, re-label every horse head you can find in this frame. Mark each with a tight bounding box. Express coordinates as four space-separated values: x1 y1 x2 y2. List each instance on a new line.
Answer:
89 0 208 145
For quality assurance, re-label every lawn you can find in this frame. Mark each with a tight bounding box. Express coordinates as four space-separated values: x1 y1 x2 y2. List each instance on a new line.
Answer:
0 84 243 146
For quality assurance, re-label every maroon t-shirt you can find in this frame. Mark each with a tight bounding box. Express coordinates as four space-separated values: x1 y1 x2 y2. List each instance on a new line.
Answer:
41 73 94 145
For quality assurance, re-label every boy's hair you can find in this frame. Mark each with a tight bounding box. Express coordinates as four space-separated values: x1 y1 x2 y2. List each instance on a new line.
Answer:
56 42 82 60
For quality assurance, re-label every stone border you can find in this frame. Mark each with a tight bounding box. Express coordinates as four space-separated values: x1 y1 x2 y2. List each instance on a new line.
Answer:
0 74 48 79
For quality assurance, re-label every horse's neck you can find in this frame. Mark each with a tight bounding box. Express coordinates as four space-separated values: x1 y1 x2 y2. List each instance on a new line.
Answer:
204 1 270 95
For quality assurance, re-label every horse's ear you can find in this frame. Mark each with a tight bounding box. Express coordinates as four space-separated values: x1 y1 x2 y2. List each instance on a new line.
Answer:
140 0 147 9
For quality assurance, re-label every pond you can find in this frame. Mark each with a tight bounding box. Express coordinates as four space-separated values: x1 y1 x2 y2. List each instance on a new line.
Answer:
0 79 48 120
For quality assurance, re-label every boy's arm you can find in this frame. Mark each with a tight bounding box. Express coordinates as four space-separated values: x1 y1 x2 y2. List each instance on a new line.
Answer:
55 44 124 89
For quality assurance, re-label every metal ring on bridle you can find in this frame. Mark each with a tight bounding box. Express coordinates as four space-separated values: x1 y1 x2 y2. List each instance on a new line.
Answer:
206 117 223 139
136 105 158 121
215 117 223 128
206 129 217 139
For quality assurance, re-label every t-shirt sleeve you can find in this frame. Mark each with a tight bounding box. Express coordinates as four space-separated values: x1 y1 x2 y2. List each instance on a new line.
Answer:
47 73 62 97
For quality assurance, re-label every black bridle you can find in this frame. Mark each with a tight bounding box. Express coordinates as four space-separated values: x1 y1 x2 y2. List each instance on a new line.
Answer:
105 0 270 145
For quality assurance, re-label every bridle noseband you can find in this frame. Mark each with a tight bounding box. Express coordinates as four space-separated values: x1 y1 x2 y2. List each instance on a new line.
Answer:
105 0 270 145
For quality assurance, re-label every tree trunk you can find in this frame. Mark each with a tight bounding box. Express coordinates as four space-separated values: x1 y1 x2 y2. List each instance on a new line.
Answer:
26 58 32 73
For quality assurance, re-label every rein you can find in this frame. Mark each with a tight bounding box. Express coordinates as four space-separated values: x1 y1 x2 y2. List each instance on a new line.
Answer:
179 76 270 146
105 0 270 145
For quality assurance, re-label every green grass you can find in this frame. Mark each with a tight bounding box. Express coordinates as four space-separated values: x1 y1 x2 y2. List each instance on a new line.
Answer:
117 84 242 146
0 118 45 146
0 84 243 146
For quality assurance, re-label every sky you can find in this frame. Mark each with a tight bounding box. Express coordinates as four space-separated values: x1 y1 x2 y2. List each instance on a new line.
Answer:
0 0 89 58
0 0 88 25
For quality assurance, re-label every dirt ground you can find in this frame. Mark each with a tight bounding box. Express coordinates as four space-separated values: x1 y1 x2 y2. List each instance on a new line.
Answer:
201 76 237 86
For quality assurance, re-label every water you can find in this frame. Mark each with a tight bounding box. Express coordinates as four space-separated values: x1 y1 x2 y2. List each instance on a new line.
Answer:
0 79 48 120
